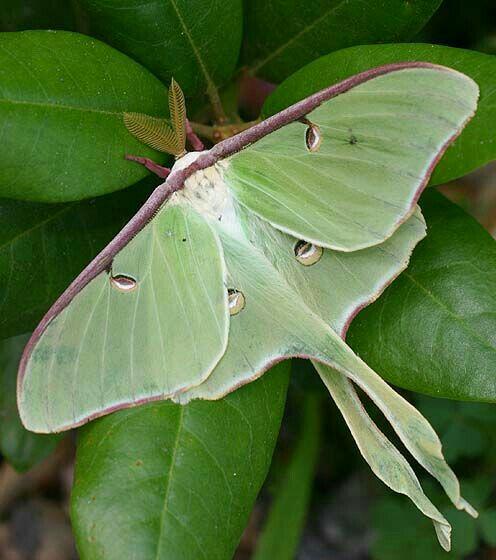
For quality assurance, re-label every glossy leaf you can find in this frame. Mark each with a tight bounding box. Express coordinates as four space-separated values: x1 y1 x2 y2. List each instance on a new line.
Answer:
371 476 494 560
77 0 243 98
348 189 496 402
0 179 156 340
253 394 320 560
0 0 76 31
0 31 169 202
71 362 290 560
0 334 60 472
263 44 496 184
242 0 442 82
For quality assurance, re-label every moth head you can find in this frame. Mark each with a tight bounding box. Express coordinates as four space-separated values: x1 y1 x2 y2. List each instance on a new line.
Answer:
124 78 187 158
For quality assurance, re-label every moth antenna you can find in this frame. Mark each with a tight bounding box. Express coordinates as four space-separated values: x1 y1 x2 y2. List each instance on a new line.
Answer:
168 78 187 156
123 112 184 157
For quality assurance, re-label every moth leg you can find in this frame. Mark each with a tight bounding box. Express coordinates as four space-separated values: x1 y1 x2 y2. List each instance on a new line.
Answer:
125 155 171 178
186 119 204 151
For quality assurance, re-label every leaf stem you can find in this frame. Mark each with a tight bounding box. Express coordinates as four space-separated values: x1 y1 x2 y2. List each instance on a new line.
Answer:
207 85 228 124
190 119 261 143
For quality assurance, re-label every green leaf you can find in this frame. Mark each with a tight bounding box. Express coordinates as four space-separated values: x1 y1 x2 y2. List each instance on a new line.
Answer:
415 396 496 464
480 508 496 546
0 177 157 340
263 44 496 184
371 475 492 560
0 31 169 202
242 1 442 82
347 189 496 402
71 362 290 560
0 334 60 472
0 0 76 31
371 494 479 560
253 393 320 560
77 0 243 99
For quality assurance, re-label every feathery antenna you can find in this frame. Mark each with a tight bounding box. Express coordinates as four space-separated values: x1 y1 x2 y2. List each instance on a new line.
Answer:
124 79 187 158
169 78 186 152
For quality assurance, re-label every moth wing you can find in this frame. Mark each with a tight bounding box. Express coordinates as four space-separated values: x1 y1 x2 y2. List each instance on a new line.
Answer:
237 204 427 339
224 66 478 251
177 207 425 402
176 212 472 536
18 204 229 433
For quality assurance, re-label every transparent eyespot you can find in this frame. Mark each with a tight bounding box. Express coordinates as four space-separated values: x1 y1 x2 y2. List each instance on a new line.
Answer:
227 289 245 316
110 274 137 292
294 240 323 266
305 123 322 152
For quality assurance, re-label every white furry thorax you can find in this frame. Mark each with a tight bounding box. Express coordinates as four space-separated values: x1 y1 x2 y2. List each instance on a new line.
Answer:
168 151 242 238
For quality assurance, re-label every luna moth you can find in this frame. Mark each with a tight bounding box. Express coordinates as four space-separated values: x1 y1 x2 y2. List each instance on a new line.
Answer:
17 63 480 549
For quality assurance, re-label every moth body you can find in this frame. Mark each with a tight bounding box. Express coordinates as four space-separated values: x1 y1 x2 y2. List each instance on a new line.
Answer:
170 154 244 240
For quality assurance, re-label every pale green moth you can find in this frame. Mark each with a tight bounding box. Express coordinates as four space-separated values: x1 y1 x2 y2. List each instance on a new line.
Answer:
17 63 480 550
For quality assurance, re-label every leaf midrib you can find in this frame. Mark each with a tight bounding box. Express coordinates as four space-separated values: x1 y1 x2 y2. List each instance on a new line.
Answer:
0 97 123 116
251 0 349 74
168 0 218 96
154 405 184 560
0 204 77 253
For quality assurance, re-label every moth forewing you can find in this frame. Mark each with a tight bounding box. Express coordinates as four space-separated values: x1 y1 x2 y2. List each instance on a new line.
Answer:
18 203 230 433
223 66 478 252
